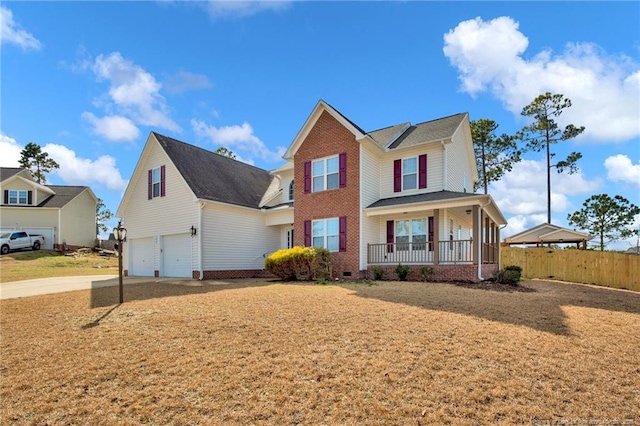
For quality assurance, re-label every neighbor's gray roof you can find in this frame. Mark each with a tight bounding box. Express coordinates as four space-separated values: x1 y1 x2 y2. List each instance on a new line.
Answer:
368 113 467 150
38 186 88 208
0 167 25 181
153 132 273 209
367 190 479 209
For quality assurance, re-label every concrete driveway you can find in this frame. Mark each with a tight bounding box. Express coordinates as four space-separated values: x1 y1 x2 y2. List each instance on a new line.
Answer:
0 275 186 300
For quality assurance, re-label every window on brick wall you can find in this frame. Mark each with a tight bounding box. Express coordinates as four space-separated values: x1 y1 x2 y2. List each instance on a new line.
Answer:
305 216 346 252
304 153 346 193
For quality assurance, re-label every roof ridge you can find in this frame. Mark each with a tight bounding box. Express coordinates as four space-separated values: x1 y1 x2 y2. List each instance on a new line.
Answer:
412 112 467 127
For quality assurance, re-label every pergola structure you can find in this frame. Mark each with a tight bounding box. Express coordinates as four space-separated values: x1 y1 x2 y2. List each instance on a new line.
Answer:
502 223 592 249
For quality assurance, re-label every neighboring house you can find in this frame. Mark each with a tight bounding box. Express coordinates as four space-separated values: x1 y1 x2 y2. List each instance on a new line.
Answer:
503 223 592 249
0 168 98 250
118 100 506 281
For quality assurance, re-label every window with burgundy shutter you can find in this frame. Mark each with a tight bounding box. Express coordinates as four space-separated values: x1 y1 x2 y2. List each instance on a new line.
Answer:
418 154 427 189
149 166 166 199
339 216 346 252
304 161 311 193
386 220 394 252
393 160 401 192
304 220 311 246
339 153 347 188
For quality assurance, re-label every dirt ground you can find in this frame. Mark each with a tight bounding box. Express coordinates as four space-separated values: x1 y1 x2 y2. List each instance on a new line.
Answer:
1 278 638 425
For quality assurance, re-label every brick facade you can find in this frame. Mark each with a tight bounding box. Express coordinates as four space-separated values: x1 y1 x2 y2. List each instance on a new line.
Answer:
294 111 361 278
367 263 499 282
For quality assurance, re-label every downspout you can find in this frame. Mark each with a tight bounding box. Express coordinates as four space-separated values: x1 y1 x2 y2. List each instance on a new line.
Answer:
198 201 205 280
477 198 492 281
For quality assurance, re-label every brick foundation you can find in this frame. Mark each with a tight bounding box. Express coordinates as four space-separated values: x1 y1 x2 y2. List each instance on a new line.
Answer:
367 263 499 282
193 270 267 280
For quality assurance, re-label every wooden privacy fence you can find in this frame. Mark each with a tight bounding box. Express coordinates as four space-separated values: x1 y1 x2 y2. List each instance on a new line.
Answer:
501 247 640 292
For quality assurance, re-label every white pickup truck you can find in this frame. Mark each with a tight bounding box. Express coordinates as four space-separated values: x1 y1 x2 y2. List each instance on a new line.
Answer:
0 231 46 255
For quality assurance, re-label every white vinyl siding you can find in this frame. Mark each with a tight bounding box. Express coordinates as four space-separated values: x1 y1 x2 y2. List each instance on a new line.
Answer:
446 123 475 192
202 202 280 271
59 190 97 247
360 144 380 270
380 145 443 198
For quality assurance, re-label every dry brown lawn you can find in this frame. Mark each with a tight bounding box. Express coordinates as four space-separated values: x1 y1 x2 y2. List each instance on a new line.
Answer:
1 279 638 425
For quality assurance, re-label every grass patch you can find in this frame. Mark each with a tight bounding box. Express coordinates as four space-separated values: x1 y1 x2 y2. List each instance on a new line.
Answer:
1 279 638 424
0 250 118 283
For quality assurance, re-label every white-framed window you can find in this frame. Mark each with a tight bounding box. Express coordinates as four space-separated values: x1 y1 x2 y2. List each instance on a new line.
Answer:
289 181 294 201
152 167 161 198
395 218 426 251
403 157 417 190
312 218 339 251
312 156 339 192
8 190 28 205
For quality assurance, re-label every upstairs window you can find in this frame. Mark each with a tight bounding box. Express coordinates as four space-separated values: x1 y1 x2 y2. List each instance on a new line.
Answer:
304 153 346 193
289 181 294 201
394 154 427 192
5 190 30 205
312 156 339 192
148 166 166 199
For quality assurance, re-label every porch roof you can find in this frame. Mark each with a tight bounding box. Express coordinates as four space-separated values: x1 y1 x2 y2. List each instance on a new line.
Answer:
365 190 507 225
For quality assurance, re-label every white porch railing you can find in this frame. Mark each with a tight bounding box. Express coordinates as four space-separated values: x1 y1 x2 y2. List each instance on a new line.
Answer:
367 239 476 265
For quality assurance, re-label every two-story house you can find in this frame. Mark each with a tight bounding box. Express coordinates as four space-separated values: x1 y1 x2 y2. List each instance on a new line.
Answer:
0 167 98 250
116 100 506 281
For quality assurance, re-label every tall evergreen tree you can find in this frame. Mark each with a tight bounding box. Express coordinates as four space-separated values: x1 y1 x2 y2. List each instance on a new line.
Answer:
568 194 640 251
214 147 236 159
96 198 114 236
19 142 60 184
519 92 585 223
470 119 521 194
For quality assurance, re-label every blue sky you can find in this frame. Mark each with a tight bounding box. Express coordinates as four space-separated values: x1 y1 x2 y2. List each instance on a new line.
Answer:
2 1 639 250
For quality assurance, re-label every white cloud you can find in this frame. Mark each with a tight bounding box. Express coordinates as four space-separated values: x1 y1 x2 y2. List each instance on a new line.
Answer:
604 154 640 187
0 133 22 167
202 1 291 19
91 52 180 132
163 70 213 94
191 119 285 163
490 159 600 216
501 213 547 239
81 112 140 142
0 6 41 51
44 143 128 191
444 16 640 142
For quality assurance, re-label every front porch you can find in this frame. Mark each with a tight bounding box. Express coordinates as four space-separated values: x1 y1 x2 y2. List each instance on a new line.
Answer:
367 239 499 265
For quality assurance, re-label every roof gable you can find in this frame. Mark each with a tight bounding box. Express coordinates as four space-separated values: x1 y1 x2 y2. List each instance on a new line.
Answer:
386 113 467 150
504 223 592 244
38 186 93 208
154 133 273 209
283 100 368 160
0 168 28 182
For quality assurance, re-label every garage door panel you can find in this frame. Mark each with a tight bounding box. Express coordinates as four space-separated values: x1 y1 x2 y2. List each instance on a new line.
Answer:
130 238 154 276
163 234 192 278
22 228 54 250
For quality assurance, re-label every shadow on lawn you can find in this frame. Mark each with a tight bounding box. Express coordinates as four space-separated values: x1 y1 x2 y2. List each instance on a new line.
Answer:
343 280 640 336
88 277 273 309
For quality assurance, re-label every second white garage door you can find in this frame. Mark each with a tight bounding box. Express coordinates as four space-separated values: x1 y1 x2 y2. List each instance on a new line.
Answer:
162 234 192 278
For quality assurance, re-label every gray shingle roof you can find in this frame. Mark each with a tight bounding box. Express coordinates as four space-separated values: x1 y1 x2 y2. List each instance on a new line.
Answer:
366 190 479 209
153 132 273 209
38 186 87 208
366 113 467 150
0 167 24 181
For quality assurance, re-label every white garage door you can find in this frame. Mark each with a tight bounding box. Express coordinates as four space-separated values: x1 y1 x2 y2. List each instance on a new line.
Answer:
162 234 192 278
22 228 54 250
130 238 154 276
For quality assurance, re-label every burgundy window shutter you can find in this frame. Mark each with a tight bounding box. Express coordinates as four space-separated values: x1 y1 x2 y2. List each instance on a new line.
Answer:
428 216 434 251
27 191 33 205
304 161 311 193
148 170 152 200
386 220 394 253
339 216 347 252
393 159 401 192
3 190 8 204
419 154 427 189
304 220 311 246
160 165 166 197
339 152 347 188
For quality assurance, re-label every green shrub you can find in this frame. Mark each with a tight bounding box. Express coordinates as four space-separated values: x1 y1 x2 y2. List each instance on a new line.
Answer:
395 263 410 281
371 266 385 280
495 264 522 286
264 246 332 281
420 266 435 282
